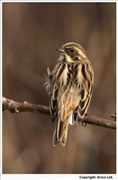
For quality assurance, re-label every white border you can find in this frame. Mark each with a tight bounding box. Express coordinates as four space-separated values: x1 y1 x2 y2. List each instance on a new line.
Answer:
1 1 2 180
0 0 117 2
1 174 118 180
1 1 117 180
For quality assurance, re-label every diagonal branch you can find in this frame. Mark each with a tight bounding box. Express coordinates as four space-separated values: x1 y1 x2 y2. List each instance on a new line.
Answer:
2 97 116 130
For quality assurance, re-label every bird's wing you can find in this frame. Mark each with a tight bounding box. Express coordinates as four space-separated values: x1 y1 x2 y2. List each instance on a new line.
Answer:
49 62 66 123
44 67 58 123
50 82 58 123
74 63 94 122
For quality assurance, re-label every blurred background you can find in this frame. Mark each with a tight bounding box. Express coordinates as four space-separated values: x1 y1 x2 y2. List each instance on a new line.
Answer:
3 2 116 174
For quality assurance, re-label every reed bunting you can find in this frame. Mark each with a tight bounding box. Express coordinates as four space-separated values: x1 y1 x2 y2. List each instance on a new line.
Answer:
45 42 94 146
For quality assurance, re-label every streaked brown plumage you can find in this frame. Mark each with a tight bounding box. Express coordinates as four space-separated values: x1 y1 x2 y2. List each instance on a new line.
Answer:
45 42 94 146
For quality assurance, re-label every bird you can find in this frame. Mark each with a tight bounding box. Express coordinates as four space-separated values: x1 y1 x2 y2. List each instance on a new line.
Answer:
45 42 94 146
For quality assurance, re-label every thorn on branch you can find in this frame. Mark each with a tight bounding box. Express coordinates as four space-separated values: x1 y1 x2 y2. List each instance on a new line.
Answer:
111 113 116 121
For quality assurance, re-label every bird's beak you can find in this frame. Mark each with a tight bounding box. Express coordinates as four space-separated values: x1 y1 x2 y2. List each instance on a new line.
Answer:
56 47 65 53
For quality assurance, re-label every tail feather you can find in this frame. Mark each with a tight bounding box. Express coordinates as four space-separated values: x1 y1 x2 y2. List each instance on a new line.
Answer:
52 116 70 146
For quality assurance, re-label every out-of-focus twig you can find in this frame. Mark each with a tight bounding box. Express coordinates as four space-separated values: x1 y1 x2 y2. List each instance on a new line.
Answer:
2 97 116 130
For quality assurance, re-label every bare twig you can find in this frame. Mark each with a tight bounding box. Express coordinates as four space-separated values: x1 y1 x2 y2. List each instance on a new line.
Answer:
2 97 116 130
2 97 50 115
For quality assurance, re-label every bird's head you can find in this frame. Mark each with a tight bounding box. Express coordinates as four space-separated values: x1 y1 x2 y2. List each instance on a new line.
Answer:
57 42 88 62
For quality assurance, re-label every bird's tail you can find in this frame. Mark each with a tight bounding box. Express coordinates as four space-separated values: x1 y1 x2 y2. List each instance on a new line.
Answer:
52 115 70 146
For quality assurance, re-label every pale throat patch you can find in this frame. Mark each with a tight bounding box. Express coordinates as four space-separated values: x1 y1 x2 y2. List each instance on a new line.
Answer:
58 54 73 62
65 54 73 62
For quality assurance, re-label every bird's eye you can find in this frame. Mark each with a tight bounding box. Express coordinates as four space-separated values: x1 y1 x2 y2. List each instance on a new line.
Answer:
70 49 74 53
